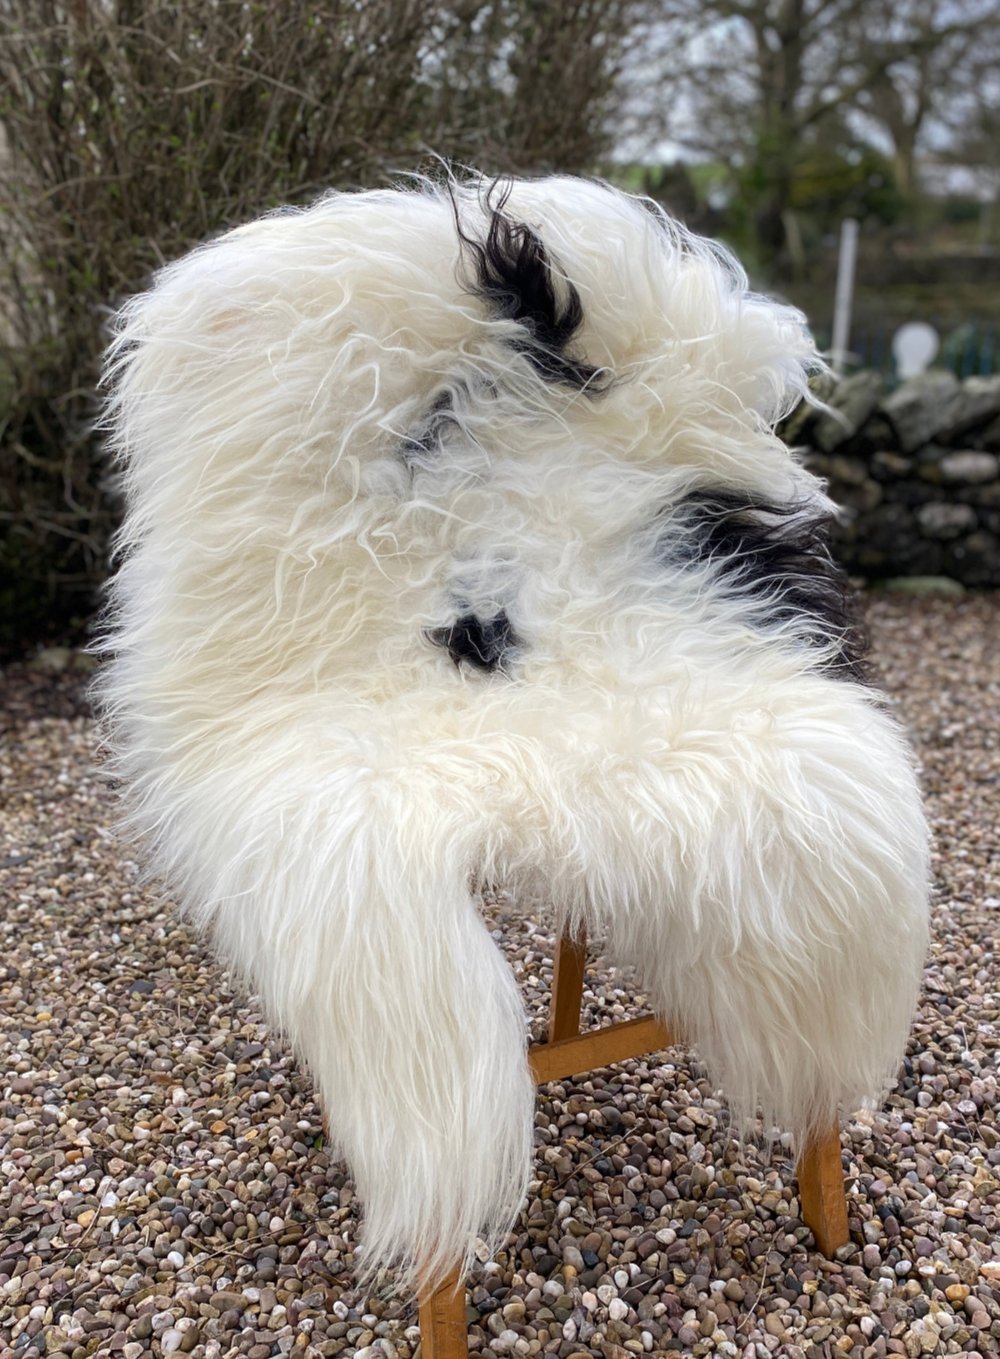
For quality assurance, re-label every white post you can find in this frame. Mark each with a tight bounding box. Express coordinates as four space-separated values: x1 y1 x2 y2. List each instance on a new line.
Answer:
831 217 859 376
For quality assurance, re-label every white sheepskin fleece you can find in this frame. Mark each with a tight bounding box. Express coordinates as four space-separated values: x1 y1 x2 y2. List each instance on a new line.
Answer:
95 174 929 1295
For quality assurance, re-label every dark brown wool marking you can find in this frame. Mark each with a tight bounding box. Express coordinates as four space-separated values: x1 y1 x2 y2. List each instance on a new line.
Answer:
426 611 520 674
667 490 869 680
450 180 609 392
400 390 454 467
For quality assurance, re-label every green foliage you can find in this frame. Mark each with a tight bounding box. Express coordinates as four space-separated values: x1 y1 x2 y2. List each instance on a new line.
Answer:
790 144 905 228
938 196 986 227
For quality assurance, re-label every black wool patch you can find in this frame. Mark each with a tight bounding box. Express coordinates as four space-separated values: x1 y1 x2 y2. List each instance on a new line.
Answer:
426 611 520 674
451 180 608 392
666 490 869 680
400 390 454 467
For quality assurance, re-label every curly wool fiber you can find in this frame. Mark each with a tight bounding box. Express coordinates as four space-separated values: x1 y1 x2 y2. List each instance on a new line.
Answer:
95 175 929 1295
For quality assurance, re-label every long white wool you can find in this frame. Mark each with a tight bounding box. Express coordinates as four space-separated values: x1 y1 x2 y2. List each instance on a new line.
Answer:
95 175 929 1294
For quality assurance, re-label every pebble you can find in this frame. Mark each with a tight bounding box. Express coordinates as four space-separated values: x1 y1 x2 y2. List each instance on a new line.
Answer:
765 1312 788 1339
1 600 998 1359
210 1292 244 1312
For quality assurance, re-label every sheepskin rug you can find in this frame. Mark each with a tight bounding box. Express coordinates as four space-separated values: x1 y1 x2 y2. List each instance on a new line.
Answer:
95 174 929 1294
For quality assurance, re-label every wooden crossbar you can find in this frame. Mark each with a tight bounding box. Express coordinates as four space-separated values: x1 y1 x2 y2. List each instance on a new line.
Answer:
528 1014 673 1083
413 924 849 1358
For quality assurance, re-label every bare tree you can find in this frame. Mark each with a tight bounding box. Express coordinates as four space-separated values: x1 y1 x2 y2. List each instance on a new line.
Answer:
640 0 995 275
0 0 447 644
429 0 643 172
0 0 642 651
939 81 1000 247
854 0 997 199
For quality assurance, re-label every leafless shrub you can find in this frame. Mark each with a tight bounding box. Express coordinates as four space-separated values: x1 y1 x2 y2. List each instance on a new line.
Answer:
0 0 636 652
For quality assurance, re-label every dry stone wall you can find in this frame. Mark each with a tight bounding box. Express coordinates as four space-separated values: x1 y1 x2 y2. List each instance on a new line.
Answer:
783 372 1000 586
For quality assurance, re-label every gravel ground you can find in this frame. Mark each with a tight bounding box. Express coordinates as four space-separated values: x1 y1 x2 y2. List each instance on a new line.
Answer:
1 594 998 1359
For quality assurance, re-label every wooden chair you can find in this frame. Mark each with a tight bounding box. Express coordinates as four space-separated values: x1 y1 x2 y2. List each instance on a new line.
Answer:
417 927 849 1359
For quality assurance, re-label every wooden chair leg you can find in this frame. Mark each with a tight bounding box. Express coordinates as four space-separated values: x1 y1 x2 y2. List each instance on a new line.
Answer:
549 927 587 1042
418 1265 467 1359
798 1123 850 1255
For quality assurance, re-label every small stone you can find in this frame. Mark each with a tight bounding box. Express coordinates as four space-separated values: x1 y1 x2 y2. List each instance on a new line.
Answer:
29 646 73 674
877 575 965 597
916 502 977 539
764 1312 787 1339
211 1293 244 1313
940 451 999 484
872 451 913 479
828 455 870 487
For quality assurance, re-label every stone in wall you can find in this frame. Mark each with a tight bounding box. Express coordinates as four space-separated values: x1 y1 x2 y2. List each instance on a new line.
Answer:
782 369 1000 587
811 371 884 453
916 503 978 539
980 415 1000 450
934 375 1000 444
881 371 961 453
939 451 999 485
